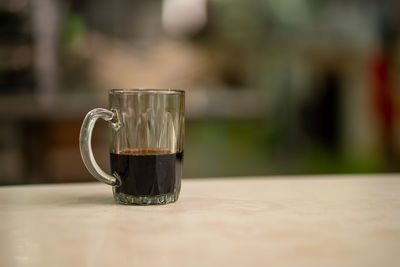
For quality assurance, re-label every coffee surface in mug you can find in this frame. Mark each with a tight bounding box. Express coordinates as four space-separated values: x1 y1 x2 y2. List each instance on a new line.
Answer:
110 148 183 196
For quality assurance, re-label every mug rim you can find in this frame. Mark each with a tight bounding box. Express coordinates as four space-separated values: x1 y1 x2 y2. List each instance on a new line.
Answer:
110 89 185 95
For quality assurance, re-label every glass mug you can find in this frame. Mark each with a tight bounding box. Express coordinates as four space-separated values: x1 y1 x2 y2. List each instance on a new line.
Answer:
79 89 185 205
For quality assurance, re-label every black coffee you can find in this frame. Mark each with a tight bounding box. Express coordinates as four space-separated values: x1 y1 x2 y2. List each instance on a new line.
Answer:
110 149 183 196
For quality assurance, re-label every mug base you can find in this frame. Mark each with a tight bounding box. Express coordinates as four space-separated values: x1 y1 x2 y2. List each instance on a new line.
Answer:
113 189 179 205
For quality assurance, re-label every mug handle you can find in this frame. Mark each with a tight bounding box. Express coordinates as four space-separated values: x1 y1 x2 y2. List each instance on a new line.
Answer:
79 108 121 186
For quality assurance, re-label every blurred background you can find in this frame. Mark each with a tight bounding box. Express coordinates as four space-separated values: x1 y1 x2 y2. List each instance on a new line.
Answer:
0 0 399 185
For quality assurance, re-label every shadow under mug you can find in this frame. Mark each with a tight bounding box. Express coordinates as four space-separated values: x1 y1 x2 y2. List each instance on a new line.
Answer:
79 89 185 205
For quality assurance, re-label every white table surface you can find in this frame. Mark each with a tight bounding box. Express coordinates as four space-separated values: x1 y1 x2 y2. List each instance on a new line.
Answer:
1 175 399 267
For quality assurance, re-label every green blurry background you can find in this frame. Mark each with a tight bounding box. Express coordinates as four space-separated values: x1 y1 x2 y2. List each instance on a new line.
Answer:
0 0 399 184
